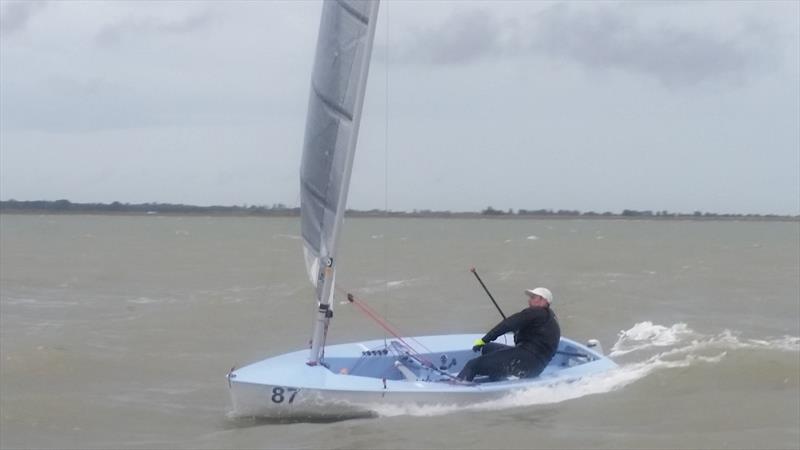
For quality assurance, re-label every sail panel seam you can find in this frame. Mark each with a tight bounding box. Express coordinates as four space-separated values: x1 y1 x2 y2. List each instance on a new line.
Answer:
335 0 370 26
301 177 331 207
312 83 354 123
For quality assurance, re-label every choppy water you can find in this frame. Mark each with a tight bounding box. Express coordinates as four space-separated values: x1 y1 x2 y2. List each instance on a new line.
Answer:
1 214 798 449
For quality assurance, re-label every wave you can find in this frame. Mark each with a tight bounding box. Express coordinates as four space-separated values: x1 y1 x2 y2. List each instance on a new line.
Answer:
371 321 798 418
272 234 301 240
3 297 79 308
126 296 180 305
356 278 423 295
609 321 695 356
372 353 725 418
610 321 800 357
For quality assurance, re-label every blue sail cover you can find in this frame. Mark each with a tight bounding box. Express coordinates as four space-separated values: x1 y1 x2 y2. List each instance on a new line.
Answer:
300 0 379 285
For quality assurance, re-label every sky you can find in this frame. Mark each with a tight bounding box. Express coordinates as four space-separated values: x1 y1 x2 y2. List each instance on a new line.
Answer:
1 0 798 215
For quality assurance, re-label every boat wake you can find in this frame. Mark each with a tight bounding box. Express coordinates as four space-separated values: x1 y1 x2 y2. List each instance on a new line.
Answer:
370 321 799 418
610 321 800 358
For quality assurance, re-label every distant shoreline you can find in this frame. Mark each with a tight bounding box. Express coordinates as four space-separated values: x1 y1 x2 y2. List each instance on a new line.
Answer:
1 200 797 222
1 210 798 222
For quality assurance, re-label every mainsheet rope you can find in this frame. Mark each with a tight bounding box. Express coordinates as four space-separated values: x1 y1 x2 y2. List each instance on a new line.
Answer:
333 286 464 382
333 286 435 361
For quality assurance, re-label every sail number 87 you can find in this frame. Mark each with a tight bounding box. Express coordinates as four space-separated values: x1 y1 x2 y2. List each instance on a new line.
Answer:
271 387 299 404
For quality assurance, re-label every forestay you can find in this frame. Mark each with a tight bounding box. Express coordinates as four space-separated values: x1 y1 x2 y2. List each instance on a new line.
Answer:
300 0 380 364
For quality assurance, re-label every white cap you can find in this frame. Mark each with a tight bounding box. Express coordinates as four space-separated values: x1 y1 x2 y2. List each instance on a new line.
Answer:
525 287 553 304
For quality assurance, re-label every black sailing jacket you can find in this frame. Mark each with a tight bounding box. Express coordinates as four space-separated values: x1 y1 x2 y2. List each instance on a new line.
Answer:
482 306 561 364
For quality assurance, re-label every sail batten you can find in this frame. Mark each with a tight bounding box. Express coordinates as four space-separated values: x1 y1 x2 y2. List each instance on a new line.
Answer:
312 83 355 123
335 0 370 25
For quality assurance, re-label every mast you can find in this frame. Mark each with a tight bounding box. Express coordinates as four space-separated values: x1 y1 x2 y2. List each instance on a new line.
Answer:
300 0 380 365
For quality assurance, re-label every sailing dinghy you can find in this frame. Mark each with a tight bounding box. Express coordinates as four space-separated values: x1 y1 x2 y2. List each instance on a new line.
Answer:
227 0 617 419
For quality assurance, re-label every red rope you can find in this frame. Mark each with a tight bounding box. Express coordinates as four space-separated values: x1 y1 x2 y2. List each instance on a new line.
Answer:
350 297 419 352
353 296 435 355
335 287 435 362
334 287 462 382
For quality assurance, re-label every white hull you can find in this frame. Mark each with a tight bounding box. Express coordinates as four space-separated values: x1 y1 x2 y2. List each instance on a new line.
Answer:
228 334 617 419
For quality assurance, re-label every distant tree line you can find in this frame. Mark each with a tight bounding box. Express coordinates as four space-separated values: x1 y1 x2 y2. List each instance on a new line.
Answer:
0 199 299 216
484 206 794 220
0 200 796 220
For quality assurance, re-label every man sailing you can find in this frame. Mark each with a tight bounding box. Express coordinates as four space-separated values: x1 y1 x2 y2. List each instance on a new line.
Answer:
457 287 560 382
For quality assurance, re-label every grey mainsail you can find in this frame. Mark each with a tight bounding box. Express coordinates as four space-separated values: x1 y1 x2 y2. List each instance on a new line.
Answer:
300 0 380 363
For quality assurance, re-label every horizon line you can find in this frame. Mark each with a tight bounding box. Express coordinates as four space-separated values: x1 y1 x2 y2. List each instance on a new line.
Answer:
1 199 797 219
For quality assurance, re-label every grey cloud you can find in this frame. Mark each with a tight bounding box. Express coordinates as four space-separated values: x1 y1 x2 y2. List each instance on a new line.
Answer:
391 3 780 87
526 4 778 87
95 10 215 47
2 74 162 133
0 0 47 36
391 10 505 65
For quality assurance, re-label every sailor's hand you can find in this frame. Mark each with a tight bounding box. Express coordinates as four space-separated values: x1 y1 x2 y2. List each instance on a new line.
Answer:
472 338 486 353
